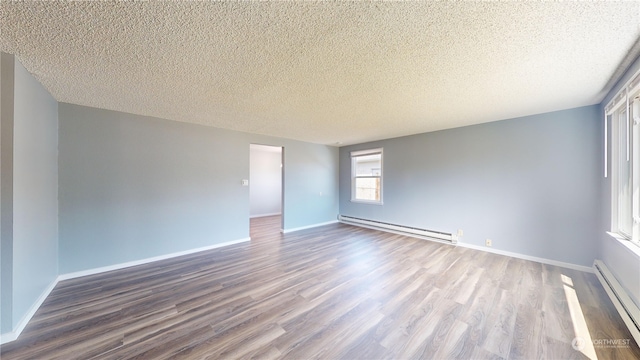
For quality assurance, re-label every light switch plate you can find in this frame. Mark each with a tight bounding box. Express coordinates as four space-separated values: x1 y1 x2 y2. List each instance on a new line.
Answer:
241 179 249 186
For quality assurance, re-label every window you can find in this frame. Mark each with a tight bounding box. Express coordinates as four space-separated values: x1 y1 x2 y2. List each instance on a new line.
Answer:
607 77 640 246
614 104 632 237
351 148 383 204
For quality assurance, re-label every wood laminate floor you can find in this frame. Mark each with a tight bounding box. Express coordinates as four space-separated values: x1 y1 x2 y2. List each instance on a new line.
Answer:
1 216 638 359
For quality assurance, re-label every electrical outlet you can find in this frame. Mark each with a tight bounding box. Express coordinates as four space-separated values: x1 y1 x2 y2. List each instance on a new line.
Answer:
485 239 492 247
457 229 463 237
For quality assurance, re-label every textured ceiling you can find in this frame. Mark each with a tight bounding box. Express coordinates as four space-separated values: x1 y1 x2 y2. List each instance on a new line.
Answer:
2 1 640 146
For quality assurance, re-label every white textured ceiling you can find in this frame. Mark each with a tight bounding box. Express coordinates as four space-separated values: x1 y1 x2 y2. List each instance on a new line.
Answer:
2 1 640 146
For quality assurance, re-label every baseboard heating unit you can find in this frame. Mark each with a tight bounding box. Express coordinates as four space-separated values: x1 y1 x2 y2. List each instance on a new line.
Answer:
338 215 457 244
593 260 640 347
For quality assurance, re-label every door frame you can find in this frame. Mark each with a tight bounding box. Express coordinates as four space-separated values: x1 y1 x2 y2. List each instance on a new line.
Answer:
248 143 284 231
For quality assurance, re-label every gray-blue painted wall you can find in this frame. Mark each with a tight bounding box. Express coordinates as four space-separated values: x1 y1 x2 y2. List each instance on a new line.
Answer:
58 103 338 274
0 52 15 335
12 58 59 329
340 105 603 267
0 54 58 334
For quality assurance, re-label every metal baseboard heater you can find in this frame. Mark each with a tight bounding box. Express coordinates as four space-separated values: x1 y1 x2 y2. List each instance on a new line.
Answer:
593 260 640 347
338 215 457 244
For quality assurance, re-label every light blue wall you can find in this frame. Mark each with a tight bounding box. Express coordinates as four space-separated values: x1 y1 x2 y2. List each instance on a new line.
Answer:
0 55 58 334
12 58 59 329
0 52 15 334
340 105 602 267
274 137 338 230
58 105 250 273
600 54 640 309
58 104 338 274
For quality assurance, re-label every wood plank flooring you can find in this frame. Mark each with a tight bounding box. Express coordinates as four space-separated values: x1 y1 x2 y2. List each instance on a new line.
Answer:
1 215 639 359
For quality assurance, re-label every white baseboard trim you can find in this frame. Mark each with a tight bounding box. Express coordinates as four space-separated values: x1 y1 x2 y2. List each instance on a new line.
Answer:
249 212 282 219
281 220 339 234
1 277 59 345
59 237 251 281
457 242 593 273
0 331 18 344
0 331 17 344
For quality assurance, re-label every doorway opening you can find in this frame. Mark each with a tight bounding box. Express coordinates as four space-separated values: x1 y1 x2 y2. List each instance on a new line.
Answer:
249 144 283 238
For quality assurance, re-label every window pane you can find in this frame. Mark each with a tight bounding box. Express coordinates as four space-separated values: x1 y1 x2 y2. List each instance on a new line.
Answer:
355 177 380 201
355 154 381 176
618 108 632 236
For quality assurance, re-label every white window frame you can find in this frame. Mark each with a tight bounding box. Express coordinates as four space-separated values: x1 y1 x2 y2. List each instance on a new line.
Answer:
606 73 640 247
350 148 383 205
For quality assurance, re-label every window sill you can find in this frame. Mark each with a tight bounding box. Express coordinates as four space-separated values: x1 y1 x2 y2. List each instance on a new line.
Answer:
606 231 640 258
350 199 383 206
